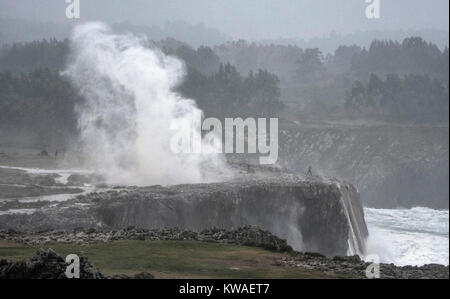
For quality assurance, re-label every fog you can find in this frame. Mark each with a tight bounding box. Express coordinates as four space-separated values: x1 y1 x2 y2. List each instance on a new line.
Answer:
1 0 448 41
0 1 448 272
0 1 448 208
63 22 229 185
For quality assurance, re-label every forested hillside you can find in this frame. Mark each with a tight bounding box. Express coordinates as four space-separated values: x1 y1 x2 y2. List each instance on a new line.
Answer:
0 36 448 147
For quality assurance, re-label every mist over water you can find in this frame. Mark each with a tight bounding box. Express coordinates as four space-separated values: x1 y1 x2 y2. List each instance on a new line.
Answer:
365 207 449 266
64 22 229 186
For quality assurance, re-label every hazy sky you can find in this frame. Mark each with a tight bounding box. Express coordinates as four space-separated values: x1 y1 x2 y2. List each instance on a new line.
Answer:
1 0 448 39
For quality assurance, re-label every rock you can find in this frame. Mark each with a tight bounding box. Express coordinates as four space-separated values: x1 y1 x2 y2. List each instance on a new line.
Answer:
277 122 449 209
333 255 361 263
130 272 155 279
275 250 448 279
0 248 104 279
0 175 368 257
108 272 154 279
0 226 292 253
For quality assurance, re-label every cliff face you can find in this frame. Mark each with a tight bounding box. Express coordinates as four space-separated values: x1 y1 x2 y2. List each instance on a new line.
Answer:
278 121 449 209
0 176 368 257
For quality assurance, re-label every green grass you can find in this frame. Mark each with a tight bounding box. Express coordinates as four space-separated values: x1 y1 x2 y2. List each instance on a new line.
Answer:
0 240 337 279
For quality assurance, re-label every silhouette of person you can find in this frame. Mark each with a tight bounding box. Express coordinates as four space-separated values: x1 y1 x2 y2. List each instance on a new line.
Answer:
306 166 313 177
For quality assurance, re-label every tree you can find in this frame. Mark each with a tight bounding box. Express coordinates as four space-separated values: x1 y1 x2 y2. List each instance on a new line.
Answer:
178 64 282 119
0 68 81 146
246 70 283 117
296 48 326 83
345 73 449 122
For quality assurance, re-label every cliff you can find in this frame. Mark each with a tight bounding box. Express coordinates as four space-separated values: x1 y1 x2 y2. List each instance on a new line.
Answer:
0 175 368 257
278 121 449 209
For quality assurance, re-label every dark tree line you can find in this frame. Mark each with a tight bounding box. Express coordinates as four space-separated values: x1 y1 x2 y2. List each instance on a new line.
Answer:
165 44 221 75
179 64 283 118
0 40 283 147
214 41 326 86
0 68 81 146
345 73 449 122
0 35 448 148
0 38 69 73
214 37 449 87
215 38 449 120
349 37 449 84
0 38 220 75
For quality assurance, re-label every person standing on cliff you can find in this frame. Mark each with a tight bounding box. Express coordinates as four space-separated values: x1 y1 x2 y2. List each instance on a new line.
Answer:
306 166 313 177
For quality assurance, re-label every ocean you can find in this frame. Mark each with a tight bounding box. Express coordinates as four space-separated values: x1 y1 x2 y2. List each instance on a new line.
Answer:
365 207 449 266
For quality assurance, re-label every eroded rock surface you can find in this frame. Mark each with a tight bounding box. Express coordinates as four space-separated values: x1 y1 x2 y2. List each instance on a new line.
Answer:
279 253 449 279
0 248 155 279
0 175 368 257
277 121 449 209
0 248 104 279
0 226 293 252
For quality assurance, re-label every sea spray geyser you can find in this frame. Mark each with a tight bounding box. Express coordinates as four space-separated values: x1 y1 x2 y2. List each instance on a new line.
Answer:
64 22 229 186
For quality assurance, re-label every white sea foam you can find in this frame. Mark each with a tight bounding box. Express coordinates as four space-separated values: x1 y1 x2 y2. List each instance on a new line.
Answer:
63 22 230 186
364 207 449 266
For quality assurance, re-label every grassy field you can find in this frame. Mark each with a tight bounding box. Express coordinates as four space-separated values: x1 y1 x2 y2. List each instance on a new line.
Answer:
0 239 339 279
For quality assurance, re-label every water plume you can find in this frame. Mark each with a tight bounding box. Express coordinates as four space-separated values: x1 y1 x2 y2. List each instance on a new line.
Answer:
64 22 229 186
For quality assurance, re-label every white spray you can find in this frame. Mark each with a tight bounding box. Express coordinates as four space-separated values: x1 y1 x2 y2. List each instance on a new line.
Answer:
64 22 229 186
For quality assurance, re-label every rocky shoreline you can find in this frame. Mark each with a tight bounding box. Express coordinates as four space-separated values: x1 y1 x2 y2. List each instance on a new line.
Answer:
1 226 448 279
280 253 449 279
0 175 369 257
0 226 293 252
